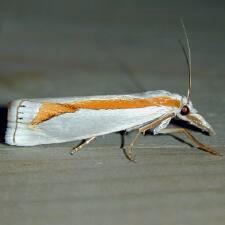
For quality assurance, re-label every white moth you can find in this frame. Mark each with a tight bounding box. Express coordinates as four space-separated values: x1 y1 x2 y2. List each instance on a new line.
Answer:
5 21 220 160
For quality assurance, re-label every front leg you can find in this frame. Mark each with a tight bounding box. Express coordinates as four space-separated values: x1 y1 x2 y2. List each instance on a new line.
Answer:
159 128 221 156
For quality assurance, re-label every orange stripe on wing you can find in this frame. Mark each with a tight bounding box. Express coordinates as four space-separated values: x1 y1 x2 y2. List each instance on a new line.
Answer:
31 96 181 125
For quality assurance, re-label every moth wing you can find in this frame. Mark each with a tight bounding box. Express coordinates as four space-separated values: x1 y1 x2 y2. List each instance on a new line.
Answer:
6 99 177 146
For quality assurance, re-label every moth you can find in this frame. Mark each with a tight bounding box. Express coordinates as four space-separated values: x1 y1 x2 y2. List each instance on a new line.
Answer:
5 22 220 160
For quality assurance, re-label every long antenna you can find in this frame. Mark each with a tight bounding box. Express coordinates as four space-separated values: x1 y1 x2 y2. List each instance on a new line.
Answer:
180 19 192 103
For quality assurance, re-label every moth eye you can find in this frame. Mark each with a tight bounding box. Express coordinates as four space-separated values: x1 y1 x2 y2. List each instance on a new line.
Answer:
181 105 190 115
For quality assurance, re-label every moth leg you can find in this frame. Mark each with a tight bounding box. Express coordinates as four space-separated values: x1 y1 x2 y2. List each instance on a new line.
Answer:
123 131 141 162
159 128 221 156
70 137 96 155
124 113 176 161
139 113 176 134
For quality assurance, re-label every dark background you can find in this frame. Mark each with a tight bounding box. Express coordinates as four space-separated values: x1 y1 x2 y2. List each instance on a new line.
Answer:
0 1 225 225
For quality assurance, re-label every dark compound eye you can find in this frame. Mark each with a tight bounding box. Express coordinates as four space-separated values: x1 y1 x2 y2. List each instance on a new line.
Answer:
181 105 190 115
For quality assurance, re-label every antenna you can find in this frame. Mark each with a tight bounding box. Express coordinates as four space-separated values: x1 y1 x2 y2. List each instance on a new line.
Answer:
180 19 192 103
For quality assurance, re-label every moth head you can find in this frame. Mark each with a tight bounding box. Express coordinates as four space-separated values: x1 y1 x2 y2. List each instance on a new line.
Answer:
176 98 215 135
176 20 215 135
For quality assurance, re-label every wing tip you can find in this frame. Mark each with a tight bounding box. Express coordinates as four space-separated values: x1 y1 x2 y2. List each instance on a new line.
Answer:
5 99 41 146
5 100 22 145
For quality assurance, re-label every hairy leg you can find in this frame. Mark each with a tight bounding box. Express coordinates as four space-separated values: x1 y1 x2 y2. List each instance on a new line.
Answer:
124 113 175 161
159 128 221 156
70 137 96 155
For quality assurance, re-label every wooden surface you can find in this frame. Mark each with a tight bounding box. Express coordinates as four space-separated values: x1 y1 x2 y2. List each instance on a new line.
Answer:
0 1 225 225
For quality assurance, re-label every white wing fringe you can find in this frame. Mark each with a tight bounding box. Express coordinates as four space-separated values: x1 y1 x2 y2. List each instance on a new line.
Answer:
6 100 42 146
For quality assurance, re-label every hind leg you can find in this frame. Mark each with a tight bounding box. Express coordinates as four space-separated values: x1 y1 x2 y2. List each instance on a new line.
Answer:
70 137 96 155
